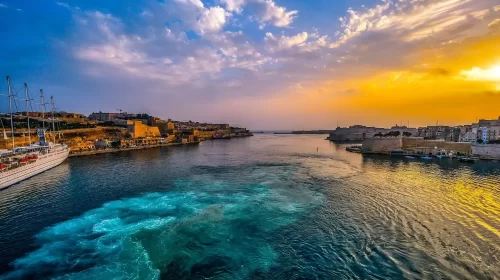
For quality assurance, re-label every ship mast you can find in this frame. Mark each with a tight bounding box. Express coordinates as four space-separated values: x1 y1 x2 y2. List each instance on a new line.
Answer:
6 76 15 149
50 96 56 143
24 83 32 146
40 89 46 131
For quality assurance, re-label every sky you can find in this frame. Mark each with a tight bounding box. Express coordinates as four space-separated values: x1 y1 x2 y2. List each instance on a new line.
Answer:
0 0 499 130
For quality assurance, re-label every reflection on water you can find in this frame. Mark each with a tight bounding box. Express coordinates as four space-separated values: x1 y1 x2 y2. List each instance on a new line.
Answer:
0 135 499 279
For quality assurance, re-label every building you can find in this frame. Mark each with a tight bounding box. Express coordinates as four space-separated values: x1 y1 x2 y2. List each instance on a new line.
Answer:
126 120 161 138
459 131 476 143
389 125 418 137
417 126 453 140
88 112 120 122
156 121 175 135
477 126 497 143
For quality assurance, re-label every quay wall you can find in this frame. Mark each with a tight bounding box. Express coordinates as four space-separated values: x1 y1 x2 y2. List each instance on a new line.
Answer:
362 138 402 152
472 144 500 159
361 137 472 154
402 138 471 154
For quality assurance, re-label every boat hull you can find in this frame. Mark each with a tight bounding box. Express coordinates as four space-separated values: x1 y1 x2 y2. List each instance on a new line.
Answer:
0 148 69 190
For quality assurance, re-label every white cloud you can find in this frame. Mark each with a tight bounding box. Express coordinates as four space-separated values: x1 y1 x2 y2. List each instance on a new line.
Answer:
265 32 308 50
259 0 298 27
331 0 499 48
221 0 298 27
174 0 204 9
0 4 8 8
221 0 246 12
56 2 70 9
265 32 329 52
198 6 229 34
489 18 500 28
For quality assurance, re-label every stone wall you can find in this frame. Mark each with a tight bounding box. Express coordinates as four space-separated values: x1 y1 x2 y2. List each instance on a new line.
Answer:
361 138 402 152
472 144 500 159
402 138 471 154
361 137 472 154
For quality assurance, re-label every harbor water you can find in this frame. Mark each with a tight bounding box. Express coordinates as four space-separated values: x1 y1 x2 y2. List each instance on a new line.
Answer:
0 135 498 279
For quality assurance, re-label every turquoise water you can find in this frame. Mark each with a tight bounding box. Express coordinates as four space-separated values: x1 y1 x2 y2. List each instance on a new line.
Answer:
0 135 499 279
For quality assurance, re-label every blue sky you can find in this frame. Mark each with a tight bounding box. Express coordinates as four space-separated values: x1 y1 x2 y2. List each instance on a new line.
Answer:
1 0 499 129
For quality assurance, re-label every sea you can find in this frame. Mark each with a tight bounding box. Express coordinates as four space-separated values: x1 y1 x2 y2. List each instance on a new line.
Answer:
0 134 498 280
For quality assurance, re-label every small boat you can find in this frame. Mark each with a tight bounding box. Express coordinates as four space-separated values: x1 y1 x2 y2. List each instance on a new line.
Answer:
390 149 406 156
459 157 479 163
421 156 433 160
404 156 415 159
346 146 362 153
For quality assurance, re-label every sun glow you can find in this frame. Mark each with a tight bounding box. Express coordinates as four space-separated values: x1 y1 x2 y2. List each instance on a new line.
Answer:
460 65 500 82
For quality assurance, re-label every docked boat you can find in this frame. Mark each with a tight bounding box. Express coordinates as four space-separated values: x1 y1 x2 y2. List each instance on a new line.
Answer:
421 156 433 160
346 146 362 153
390 149 406 156
0 76 69 190
459 157 479 163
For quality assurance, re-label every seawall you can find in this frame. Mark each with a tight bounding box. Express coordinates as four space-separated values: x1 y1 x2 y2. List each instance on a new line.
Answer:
472 144 500 159
361 138 402 152
361 137 472 154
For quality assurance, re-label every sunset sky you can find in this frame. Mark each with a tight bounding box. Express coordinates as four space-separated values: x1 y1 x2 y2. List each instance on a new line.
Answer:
1 0 499 129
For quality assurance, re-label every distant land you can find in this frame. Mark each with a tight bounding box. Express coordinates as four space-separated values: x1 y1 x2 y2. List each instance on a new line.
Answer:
250 130 331 135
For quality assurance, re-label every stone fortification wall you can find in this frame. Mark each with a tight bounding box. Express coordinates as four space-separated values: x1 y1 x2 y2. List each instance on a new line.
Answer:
472 144 500 159
402 138 471 154
361 138 402 152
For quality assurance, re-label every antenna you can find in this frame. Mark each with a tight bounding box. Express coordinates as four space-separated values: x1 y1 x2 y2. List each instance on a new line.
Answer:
24 83 32 146
6 76 15 149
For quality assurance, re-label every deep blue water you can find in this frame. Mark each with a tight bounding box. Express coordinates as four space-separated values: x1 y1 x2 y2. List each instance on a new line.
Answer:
0 135 499 279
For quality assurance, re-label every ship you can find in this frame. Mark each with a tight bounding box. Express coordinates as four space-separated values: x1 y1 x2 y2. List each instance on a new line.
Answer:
0 76 69 190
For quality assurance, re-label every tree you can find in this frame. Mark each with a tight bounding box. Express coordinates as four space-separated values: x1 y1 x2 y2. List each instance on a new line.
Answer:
111 140 121 149
403 131 412 137
477 139 484 144
374 133 383 137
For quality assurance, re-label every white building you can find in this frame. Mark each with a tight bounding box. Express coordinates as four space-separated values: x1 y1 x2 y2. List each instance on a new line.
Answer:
459 131 477 143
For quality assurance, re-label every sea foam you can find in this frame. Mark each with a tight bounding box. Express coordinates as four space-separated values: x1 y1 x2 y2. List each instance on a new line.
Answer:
3 176 323 280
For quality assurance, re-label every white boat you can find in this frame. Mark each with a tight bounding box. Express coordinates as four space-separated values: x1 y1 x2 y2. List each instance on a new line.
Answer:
0 139 69 189
0 76 69 190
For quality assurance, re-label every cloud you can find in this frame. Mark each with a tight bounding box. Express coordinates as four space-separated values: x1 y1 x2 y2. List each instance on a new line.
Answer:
56 2 70 9
331 0 499 48
264 31 329 53
198 6 229 33
0 4 8 8
221 0 298 27
175 0 204 9
221 0 246 13
265 32 308 50
489 18 500 29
